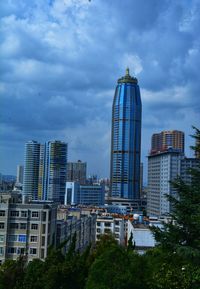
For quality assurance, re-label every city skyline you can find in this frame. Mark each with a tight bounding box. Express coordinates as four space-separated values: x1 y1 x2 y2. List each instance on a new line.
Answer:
1 1 200 180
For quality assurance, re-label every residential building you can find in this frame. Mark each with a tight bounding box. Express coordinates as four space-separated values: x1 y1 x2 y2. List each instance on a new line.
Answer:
151 130 184 155
180 157 200 184
65 182 105 206
23 141 40 199
56 208 96 254
110 68 142 199
0 192 57 264
147 147 200 217
67 160 87 184
96 215 125 245
38 141 67 203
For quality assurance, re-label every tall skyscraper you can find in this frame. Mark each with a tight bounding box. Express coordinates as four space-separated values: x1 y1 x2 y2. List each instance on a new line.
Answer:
67 160 87 184
151 130 184 155
38 141 67 203
23 141 40 199
16 165 24 184
110 68 142 199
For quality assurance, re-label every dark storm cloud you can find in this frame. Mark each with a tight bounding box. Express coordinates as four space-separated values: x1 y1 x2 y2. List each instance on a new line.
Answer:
0 0 200 177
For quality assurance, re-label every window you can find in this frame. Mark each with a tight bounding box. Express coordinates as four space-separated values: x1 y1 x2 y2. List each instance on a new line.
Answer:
8 235 17 242
0 211 5 217
30 248 37 255
0 223 4 229
7 247 17 254
42 212 46 221
10 211 19 217
17 248 25 255
104 222 111 227
96 228 101 233
30 236 37 242
104 228 111 234
31 211 39 218
0 235 4 242
31 224 38 230
0 247 4 255
115 221 119 226
96 222 101 227
42 224 46 234
20 223 27 230
42 236 45 246
18 235 26 243
21 211 27 218
10 223 18 229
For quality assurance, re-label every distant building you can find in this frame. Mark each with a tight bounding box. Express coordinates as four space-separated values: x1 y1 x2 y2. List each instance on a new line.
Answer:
38 141 67 203
96 215 125 245
0 192 57 264
23 141 40 199
67 160 87 184
16 165 24 184
150 130 184 155
65 182 105 206
110 69 142 200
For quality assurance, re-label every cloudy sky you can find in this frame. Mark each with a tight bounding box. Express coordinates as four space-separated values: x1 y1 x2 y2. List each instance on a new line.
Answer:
0 0 200 181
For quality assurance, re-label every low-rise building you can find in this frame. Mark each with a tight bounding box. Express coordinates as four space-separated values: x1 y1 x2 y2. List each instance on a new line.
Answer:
56 207 96 254
96 215 125 245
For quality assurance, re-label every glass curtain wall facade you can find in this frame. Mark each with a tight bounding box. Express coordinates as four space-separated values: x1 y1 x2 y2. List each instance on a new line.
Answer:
110 69 142 199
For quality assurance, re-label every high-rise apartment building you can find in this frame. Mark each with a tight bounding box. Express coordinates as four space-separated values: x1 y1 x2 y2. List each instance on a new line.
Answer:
147 149 183 216
38 141 67 203
147 148 200 216
151 130 184 155
16 165 24 184
110 68 142 199
67 160 87 184
23 141 40 199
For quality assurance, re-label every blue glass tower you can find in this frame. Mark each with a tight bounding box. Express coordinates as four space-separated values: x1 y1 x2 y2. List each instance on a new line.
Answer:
110 68 142 199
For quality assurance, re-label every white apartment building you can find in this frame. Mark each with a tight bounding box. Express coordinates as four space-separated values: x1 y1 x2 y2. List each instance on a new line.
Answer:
96 215 125 245
0 192 57 264
147 149 200 217
147 150 183 216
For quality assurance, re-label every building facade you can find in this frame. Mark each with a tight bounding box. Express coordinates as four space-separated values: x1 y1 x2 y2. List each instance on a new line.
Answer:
67 160 87 184
96 215 125 245
38 141 67 203
56 211 96 254
65 182 105 206
151 130 184 155
110 68 142 199
0 193 57 264
147 148 200 217
23 141 40 199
